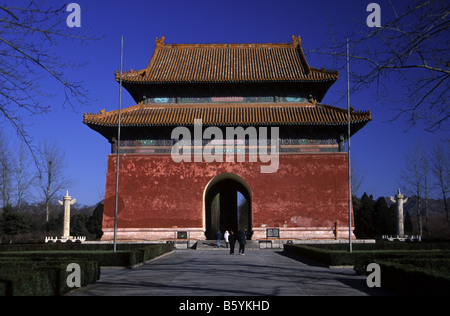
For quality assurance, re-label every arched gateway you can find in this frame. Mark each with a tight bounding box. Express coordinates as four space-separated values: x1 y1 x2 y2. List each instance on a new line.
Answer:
203 173 252 240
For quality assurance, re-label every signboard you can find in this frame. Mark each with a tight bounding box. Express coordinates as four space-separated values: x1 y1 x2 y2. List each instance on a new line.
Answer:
266 228 279 238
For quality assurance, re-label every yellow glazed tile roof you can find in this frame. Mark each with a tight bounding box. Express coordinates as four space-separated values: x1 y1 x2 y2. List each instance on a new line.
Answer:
83 102 371 127
116 36 339 84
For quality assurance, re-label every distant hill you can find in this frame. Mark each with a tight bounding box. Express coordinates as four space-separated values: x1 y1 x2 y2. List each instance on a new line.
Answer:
385 196 448 217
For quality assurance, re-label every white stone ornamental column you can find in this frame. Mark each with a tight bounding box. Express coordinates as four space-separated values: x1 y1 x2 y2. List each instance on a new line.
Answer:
58 191 76 239
390 189 408 237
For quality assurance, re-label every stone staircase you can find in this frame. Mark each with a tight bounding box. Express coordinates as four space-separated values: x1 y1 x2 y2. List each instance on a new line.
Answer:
196 240 260 250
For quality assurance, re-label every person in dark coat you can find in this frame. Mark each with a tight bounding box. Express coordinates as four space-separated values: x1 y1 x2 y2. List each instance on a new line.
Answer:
238 230 247 255
228 230 236 254
216 231 222 248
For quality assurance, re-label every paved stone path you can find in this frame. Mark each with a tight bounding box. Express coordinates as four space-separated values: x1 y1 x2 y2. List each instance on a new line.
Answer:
68 250 390 296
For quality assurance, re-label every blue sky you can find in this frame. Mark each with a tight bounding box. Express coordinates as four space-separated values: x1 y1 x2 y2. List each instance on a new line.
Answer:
2 0 448 206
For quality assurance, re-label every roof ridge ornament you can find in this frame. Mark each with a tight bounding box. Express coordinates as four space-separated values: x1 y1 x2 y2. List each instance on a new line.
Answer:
155 36 165 47
291 35 301 46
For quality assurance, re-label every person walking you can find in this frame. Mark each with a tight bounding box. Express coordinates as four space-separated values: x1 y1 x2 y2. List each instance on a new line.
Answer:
224 230 230 248
228 230 236 254
238 230 246 255
216 231 222 248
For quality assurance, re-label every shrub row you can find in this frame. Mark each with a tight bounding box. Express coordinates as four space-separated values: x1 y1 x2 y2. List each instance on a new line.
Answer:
295 242 450 251
0 259 100 296
283 244 450 267
283 244 450 296
353 255 450 275
0 244 173 266
0 243 173 296
0 242 171 252
283 244 354 266
375 260 450 296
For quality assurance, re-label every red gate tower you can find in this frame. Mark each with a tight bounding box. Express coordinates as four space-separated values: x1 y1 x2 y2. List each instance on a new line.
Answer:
84 36 371 242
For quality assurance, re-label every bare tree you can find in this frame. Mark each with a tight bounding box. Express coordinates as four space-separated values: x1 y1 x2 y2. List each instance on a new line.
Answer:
400 142 425 236
37 140 70 222
431 140 450 227
311 0 449 132
0 1 95 161
420 146 430 232
14 144 34 212
0 132 13 207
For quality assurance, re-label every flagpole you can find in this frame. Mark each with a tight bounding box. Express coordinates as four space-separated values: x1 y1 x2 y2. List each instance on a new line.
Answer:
114 36 124 253
347 38 353 253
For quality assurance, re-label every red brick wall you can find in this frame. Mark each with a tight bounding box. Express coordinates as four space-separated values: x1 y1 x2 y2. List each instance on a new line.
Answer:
102 153 350 237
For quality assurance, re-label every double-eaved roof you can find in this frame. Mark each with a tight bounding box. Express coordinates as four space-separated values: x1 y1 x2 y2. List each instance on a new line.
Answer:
84 36 371 140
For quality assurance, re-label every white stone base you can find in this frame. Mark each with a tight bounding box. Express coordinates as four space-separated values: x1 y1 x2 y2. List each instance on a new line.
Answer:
102 227 356 242
45 236 86 243
101 228 206 241
252 227 356 240
381 235 422 242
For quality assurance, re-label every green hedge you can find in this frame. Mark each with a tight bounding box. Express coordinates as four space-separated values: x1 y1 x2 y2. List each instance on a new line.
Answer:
0 260 100 296
284 244 450 267
375 260 450 296
0 257 98 275
0 244 173 266
354 256 450 275
0 251 137 266
0 243 173 296
284 243 450 296
297 242 450 251
0 269 56 296
283 244 355 266
0 243 173 252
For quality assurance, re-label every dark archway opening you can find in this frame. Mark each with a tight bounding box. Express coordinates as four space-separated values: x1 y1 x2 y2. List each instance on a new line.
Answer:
205 178 251 240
